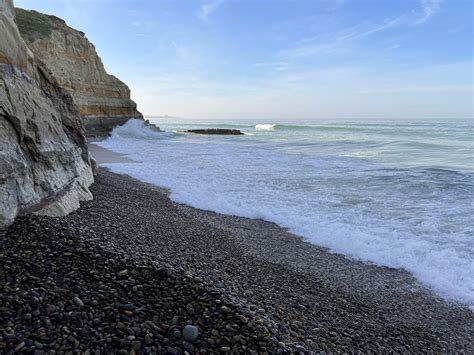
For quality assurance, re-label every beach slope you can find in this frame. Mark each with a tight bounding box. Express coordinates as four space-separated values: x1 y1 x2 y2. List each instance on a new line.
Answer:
1 168 472 353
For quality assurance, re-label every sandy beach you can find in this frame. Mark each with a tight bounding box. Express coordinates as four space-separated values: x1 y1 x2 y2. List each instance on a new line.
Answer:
1 145 472 353
89 143 134 164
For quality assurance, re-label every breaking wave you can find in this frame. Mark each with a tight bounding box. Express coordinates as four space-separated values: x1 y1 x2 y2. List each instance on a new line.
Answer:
110 119 174 140
255 124 276 130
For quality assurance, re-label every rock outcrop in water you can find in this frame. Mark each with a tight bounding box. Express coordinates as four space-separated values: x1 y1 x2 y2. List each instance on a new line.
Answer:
182 128 245 135
0 0 94 229
15 8 143 137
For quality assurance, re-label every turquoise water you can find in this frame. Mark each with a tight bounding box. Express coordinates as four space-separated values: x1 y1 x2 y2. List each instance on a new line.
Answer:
156 118 473 172
97 118 474 307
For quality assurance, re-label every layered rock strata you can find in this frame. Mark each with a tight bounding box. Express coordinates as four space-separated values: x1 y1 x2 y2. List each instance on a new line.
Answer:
15 8 143 136
0 0 94 229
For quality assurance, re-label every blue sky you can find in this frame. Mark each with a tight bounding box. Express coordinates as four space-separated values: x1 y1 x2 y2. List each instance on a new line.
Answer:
16 0 473 119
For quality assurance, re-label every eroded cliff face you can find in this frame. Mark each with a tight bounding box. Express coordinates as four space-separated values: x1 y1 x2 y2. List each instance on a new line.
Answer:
16 8 143 137
0 0 94 229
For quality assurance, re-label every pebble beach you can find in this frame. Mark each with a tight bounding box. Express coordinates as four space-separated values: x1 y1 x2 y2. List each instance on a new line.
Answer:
1 167 472 353
2 1 472 353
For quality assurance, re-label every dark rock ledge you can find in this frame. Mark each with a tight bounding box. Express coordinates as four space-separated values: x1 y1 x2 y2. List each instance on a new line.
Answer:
181 129 245 135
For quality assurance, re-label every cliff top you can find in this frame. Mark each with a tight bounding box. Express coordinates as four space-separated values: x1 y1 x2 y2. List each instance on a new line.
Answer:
14 8 52 41
15 8 86 42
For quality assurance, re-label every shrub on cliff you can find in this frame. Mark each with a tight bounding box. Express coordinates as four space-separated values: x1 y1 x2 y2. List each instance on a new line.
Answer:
15 8 51 41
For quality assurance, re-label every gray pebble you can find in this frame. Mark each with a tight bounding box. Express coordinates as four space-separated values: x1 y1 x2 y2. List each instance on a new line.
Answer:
221 306 231 314
182 341 194 353
173 329 182 339
186 303 195 315
131 340 141 350
73 297 84 307
116 269 128 277
144 333 153 345
14 342 25 351
182 325 198 342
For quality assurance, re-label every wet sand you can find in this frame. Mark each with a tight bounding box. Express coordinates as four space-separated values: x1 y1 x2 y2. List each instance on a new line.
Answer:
89 143 134 164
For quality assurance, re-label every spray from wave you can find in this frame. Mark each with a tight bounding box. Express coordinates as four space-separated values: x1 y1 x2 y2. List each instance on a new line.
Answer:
111 119 174 140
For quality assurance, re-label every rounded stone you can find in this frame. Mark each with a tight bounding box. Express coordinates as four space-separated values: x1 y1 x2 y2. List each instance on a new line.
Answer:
182 325 198 342
73 297 84 307
185 303 195 314
116 269 128 277
144 333 153 345
173 329 182 339
221 306 231 314
182 341 194 353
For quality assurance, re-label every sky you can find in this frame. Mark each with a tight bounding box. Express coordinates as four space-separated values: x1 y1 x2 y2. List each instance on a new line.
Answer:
15 0 473 120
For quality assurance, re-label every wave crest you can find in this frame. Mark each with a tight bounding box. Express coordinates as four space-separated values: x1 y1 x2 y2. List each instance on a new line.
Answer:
255 124 276 130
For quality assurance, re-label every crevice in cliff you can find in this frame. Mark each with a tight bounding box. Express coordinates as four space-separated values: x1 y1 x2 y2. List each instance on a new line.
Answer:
34 60 90 164
1 69 53 167
0 88 23 147
18 178 75 216
1 74 12 105
0 110 20 143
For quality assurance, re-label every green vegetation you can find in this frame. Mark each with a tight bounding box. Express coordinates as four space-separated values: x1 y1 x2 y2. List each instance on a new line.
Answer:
15 8 52 41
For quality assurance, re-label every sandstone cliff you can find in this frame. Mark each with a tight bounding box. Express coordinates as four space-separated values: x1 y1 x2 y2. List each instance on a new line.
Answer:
15 8 143 137
0 0 94 229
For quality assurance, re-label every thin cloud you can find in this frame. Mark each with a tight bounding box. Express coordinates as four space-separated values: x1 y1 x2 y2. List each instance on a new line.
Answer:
280 42 351 60
282 0 443 61
280 15 405 60
415 0 442 24
198 0 225 22
358 84 472 94
357 15 406 38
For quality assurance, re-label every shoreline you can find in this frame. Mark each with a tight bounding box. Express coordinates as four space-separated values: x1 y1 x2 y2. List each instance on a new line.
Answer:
89 143 135 164
91 143 472 310
2 166 472 352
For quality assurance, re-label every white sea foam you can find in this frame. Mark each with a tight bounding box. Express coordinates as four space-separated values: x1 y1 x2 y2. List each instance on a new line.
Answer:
255 124 276 130
97 119 474 308
110 119 174 140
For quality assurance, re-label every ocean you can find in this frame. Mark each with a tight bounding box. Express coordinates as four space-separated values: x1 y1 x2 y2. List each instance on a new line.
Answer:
96 117 474 308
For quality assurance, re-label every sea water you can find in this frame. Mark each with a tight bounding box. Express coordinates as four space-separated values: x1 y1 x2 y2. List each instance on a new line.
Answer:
96 118 474 307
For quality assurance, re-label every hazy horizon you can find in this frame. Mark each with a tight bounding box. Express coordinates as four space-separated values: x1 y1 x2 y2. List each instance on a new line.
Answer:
143 115 473 122
16 0 473 120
